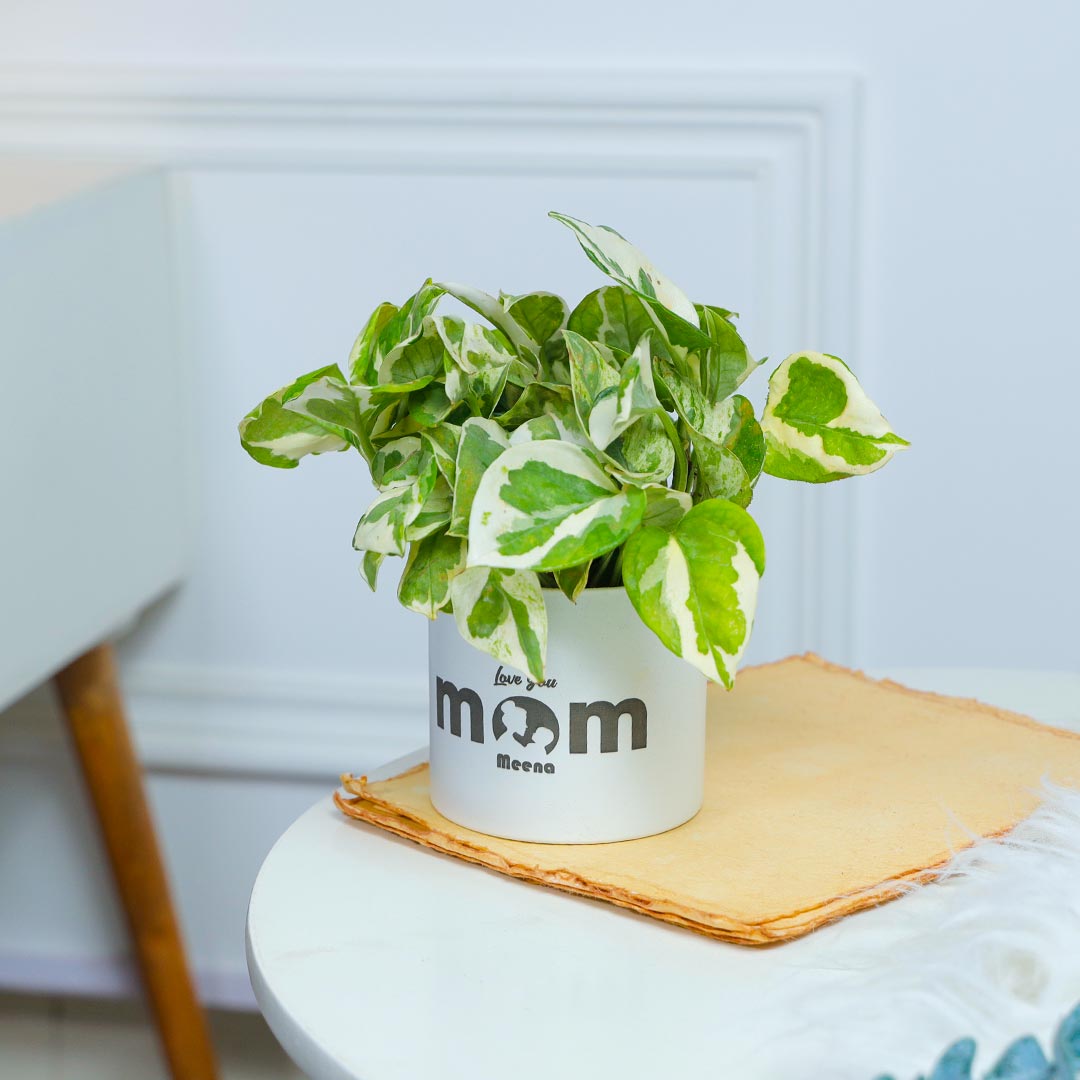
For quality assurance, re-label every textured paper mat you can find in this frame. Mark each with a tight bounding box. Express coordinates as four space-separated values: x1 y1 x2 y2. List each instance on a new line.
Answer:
335 655 1080 944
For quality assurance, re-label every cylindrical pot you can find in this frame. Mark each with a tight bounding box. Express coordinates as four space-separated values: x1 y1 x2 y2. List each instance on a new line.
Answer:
427 587 707 844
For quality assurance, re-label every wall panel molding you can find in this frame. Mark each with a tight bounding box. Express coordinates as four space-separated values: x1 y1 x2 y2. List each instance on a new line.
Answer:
0 64 861 777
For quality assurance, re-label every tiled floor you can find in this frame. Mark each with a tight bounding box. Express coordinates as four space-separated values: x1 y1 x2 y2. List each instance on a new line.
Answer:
0 992 305 1079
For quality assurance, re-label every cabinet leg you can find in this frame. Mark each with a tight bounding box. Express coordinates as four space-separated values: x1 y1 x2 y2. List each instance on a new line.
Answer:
54 642 219 1080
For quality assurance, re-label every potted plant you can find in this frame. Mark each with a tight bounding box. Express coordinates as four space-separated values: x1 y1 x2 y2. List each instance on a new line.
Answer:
239 212 906 843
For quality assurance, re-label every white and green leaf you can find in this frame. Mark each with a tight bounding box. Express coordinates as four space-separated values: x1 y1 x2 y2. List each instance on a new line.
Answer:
553 561 592 602
640 484 692 531
761 352 909 482
591 333 663 450
436 281 538 357
397 530 467 618
371 436 429 489
502 291 569 346
422 423 461 487
353 451 438 556
450 566 547 682
689 395 765 508
549 212 699 324
348 302 397 385
240 365 354 469
405 477 453 541
358 550 387 591
693 305 761 399
564 330 620 446
450 418 509 538
377 314 447 387
566 286 657 355
467 441 646 572
623 498 766 687
354 282 444 385
605 414 676 484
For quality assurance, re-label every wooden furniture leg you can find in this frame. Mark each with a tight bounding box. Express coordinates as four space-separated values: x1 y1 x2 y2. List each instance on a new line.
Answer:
54 643 219 1080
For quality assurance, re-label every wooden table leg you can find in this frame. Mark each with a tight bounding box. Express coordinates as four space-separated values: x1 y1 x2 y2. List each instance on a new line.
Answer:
54 642 219 1080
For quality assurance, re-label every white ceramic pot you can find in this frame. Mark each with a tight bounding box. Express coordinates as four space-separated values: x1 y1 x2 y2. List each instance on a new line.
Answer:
427 587 707 843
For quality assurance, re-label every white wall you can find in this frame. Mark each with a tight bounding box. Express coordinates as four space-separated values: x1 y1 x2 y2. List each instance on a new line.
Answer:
2 0 1078 1006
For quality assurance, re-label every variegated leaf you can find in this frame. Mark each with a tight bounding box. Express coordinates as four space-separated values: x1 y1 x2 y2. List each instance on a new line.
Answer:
358 550 387 591
689 395 765 508
352 282 444 386
436 281 538 357
564 330 620 446
549 212 699 324
405 477 453 541
352 451 438 556
496 381 579 433
605 414 676 484
449 418 509 539
405 381 455 429
554 561 591 602
596 334 663 449
640 485 692 531
622 498 765 687
694 305 761 399
502 291 569 346
371 436 429 489
762 352 909 482
240 365 354 468
397 530 467 618
378 314 447 386
422 423 460 487
468 441 646 572
445 353 509 417
567 286 656 355
347 302 397 385
450 566 547 682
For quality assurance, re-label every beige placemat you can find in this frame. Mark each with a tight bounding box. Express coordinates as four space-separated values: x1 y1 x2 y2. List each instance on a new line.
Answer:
335 654 1080 944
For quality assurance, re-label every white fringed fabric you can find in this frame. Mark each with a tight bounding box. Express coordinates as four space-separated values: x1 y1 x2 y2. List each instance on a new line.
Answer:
761 782 1080 1079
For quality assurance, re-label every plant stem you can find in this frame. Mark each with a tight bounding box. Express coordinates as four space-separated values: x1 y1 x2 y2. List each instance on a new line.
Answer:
655 408 688 491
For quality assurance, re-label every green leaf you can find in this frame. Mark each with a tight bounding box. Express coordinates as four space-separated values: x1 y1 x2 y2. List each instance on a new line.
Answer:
371 436 430 489
567 286 656 355
450 566 547 682
694 305 761 400
688 395 765 508
240 365 354 469
503 291 569 346
348 302 397 385
622 498 765 687
692 437 753 507
549 212 698 324
553 562 591 602
761 352 908 482
445 350 510 417
353 451 438 556
468 441 646 572
640 485 692 531
406 381 455 429
353 282 444 386
450 418 509 538
358 550 386 591
564 330 620 446
606 414 676 484
496 381 579 433
422 423 461 487
405 477 453 541
378 314 447 386
436 281 538 357
397 530 467 618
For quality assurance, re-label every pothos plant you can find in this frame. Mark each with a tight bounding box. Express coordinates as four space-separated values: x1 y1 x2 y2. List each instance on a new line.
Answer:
239 213 906 687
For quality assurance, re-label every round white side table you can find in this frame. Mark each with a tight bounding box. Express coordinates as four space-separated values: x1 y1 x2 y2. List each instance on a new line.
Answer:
246 669 1080 1080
